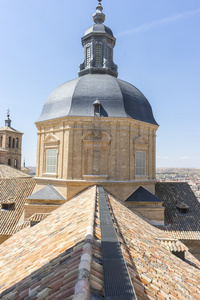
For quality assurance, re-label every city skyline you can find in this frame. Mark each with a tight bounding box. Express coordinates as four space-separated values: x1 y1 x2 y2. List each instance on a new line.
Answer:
0 0 199 167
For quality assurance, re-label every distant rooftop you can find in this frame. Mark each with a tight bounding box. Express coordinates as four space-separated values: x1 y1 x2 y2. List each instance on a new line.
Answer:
156 182 200 240
0 178 36 236
0 164 31 179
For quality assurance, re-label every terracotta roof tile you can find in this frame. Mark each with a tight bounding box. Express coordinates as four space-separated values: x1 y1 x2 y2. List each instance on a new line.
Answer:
106 191 200 299
0 165 31 178
0 186 104 300
28 213 51 222
0 178 36 235
0 185 199 299
157 238 188 252
14 221 30 233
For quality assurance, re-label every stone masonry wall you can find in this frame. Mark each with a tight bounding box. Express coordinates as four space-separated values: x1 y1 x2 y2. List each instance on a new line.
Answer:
36 117 158 182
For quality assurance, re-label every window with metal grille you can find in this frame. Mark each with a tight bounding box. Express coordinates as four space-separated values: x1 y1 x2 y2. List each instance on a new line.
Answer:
86 46 91 67
46 149 57 174
95 44 102 66
107 46 111 66
135 151 146 176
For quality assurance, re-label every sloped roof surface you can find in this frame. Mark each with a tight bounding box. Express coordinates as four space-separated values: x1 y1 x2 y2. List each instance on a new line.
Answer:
27 184 66 201
14 221 30 233
0 164 31 178
106 192 200 299
0 186 199 299
158 238 188 253
0 186 103 300
29 213 51 222
0 178 36 235
125 186 162 202
85 24 114 37
15 214 51 233
156 182 200 240
0 126 23 133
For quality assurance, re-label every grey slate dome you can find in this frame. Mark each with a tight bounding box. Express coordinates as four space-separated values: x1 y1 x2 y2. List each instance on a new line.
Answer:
37 74 158 125
84 24 114 37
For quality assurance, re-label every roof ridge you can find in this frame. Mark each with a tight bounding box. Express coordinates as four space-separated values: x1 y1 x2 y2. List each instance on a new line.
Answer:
73 186 97 299
98 187 137 299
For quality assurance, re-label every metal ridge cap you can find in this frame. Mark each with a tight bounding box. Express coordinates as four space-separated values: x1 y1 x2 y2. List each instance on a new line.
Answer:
98 186 137 299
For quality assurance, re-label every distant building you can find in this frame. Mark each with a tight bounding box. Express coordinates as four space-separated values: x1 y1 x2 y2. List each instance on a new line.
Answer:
21 160 31 175
0 112 23 170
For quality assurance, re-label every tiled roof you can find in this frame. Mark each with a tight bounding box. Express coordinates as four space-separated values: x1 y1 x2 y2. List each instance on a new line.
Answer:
157 238 188 253
156 182 200 240
0 164 31 178
14 221 30 233
0 178 36 235
14 214 51 233
0 186 104 300
29 213 51 222
0 185 199 299
106 191 200 299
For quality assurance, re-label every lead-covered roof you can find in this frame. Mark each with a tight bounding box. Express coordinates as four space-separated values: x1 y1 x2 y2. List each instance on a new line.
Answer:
37 74 158 125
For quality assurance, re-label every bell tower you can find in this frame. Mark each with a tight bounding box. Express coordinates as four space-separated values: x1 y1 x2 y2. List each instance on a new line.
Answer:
0 111 23 169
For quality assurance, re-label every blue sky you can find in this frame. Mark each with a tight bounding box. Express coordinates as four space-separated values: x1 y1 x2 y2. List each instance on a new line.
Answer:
0 0 199 168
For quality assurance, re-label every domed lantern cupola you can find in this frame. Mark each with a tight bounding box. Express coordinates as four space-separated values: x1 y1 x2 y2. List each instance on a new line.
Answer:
79 0 118 77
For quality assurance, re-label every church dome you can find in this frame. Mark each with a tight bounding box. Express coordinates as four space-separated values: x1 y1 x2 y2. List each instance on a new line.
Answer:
37 74 158 125
37 1 158 126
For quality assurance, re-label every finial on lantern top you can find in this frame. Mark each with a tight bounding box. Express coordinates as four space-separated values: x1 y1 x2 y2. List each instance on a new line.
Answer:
93 0 105 24
7 109 10 119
